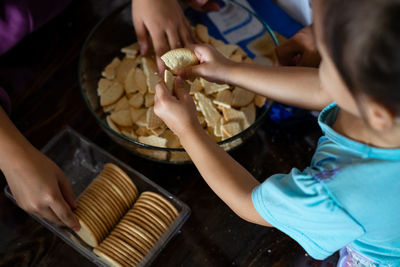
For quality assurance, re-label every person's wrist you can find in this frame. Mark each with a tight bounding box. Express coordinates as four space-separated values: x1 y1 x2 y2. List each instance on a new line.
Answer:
225 61 245 85
0 141 37 173
218 60 238 84
177 120 204 145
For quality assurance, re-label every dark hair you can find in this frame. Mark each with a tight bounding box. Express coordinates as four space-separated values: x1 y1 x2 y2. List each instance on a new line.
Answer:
319 0 400 115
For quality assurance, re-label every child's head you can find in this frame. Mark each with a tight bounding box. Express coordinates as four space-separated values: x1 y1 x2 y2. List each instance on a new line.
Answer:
314 0 400 130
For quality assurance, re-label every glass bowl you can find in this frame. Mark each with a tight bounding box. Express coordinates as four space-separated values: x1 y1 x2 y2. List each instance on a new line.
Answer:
79 1 278 164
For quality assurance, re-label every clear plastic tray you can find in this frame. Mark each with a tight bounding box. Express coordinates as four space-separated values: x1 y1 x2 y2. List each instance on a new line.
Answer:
4 126 191 267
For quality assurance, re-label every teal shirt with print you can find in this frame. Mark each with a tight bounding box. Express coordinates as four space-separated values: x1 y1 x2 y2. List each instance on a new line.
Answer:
252 103 400 266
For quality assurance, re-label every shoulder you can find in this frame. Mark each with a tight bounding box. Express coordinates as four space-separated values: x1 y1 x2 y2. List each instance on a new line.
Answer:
252 169 364 259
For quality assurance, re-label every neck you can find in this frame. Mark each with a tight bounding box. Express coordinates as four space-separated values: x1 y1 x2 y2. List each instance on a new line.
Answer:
333 109 400 149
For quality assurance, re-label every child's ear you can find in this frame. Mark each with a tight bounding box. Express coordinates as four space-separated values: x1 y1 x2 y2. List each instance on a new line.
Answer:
365 98 395 131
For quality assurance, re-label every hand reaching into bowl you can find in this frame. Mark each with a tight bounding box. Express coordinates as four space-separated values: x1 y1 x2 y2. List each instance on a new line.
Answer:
131 0 220 73
154 79 267 228
154 77 200 139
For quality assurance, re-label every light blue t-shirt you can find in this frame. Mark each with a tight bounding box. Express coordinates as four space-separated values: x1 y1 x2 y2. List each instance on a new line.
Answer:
252 103 400 266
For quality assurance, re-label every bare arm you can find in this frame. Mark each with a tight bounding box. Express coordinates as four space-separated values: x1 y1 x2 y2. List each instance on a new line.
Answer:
0 107 80 230
154 79 271 226
227 63 331 110
180 125 270 226
180 44 332 111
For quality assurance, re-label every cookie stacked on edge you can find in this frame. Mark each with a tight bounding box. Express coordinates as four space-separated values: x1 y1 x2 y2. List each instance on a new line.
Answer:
73 163 179 267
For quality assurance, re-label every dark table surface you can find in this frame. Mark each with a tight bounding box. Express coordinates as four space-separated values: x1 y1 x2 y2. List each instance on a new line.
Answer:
0 1 338 266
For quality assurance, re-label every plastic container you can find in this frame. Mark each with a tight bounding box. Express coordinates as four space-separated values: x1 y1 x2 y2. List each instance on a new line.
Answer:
4 127 191 267
78 1 276 164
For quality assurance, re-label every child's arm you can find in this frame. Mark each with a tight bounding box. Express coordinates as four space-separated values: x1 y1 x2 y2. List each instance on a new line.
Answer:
154 79 271 227
180 44 332 111
0 107 80 231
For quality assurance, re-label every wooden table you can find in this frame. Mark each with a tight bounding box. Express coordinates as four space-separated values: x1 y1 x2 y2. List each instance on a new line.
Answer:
0 1 338 266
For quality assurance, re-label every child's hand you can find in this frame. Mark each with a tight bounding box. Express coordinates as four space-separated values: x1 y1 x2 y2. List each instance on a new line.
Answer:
276 25 321 67
154 77 201 138
178 44 235 84
3 148 80 231
183 0 221 12
131 0 196 73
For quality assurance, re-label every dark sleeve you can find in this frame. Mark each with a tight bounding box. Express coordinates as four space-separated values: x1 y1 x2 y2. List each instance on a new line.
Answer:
0 86 11 114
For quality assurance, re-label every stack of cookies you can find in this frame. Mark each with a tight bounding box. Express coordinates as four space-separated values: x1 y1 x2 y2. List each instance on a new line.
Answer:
73 163 179 267
93 192 178 266
75 163 139 247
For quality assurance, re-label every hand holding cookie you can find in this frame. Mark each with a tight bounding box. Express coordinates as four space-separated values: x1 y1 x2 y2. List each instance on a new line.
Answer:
154 78 200 138
178 44 235 85
98 24 265 161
